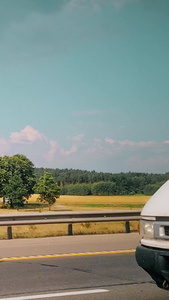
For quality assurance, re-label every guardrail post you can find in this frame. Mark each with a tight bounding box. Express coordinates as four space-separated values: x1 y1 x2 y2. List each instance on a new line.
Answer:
125 221 130 233
7 226 12 239
68 224 73 235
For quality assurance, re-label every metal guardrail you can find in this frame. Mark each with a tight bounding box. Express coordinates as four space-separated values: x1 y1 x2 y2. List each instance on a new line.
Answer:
0 210 141 239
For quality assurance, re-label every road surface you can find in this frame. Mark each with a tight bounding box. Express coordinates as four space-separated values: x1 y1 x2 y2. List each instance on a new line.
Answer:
0 233 138 259
0 233 168 299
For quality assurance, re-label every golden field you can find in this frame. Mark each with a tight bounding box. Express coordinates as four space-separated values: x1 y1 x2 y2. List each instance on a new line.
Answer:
0 194 150 239
29 194 150 204
28 194 150 211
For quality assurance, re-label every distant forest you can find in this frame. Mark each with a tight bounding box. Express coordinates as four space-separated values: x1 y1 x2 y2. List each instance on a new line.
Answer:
34 168 169 196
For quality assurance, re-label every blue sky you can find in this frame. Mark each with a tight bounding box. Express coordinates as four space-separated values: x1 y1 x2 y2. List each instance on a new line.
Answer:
0 0 169 173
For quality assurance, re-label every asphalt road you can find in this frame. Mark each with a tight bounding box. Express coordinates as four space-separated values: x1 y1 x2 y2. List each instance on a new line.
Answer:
0 233 168 299
0 233 139 259
0 253 168 299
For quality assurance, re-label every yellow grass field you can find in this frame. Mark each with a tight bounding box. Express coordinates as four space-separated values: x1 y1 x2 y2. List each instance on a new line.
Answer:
29 194 150 204
28 194 150 211
0 194 150 239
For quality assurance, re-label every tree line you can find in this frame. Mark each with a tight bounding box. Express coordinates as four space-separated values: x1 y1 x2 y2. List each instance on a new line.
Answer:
35 167 169 195
1 154 169 209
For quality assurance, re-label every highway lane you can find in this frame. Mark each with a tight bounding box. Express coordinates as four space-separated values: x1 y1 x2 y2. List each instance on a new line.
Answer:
0 233 168 299
0 233 139 259
0 252 169 299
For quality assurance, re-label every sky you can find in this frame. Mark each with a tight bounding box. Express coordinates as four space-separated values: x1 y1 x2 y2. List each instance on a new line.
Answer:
0 0 169 173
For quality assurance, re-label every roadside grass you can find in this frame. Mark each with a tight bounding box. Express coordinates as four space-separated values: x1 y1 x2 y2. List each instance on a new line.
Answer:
0 194 148 239
0 221 139 239
83 203 145 209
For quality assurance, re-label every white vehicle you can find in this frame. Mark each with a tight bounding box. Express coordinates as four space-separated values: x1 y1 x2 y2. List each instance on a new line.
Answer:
136 180 169 290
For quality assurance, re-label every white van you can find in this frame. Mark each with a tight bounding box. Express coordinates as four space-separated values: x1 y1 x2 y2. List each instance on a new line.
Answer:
136 180 169 290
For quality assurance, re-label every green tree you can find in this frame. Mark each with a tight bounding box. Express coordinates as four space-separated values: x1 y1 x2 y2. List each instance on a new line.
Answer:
62 183 91 195
143 182 165 195
34 168 169 195
3 171 28 207
91 182 117 195
0 154 35 208
35 172 60 210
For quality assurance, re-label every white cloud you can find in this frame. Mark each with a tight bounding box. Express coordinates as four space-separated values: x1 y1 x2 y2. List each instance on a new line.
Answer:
1 126 169 173
10 125 45 144
46 140 77 162
60 145 77 156
0 126 78 166
45 140 59 162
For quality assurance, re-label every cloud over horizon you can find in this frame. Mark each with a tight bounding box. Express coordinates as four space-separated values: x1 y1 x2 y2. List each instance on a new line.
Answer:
0 125 169 173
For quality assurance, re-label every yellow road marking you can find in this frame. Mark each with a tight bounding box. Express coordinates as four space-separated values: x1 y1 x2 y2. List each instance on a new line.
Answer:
0 249 135 262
